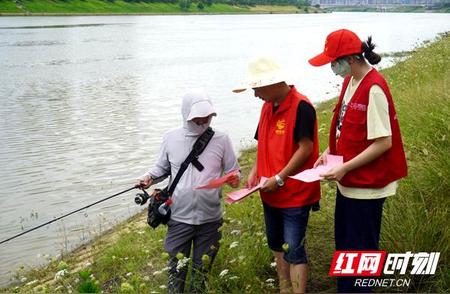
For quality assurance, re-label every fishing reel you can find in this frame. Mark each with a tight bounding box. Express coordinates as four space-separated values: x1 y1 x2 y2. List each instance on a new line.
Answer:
134 187 172 229
135 189 150 205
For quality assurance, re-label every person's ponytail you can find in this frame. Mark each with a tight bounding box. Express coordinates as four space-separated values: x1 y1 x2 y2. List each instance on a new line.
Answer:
362 36 381 65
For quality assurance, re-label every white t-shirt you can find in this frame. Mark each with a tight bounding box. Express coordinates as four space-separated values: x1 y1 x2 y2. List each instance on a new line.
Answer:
336 72 397 199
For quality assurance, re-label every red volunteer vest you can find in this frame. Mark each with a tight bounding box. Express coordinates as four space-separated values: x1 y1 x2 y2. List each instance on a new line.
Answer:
329 68 408 188
257 86 321 208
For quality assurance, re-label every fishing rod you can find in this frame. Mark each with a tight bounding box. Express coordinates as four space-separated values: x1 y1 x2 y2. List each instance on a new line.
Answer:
0 177 163 245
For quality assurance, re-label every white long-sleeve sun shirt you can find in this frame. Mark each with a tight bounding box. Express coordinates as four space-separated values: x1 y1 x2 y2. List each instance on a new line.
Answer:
142 89 239 225
144 128 239 225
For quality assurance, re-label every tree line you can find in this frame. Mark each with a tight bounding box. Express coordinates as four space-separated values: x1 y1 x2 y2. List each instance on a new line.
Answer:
111 0 312 8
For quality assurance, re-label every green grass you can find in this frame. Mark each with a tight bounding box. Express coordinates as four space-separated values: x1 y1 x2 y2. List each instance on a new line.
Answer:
248 4 321 14
19 0 244 14
0 0 318 14
21 0 181 14
2 33 449 293
0 0 22 12
376 32 450 293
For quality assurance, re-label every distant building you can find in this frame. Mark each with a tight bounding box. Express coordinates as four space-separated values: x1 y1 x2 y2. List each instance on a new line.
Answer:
310 0 442 6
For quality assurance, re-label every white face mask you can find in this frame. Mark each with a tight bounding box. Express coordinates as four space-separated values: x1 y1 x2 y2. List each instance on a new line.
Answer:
186 118 211 136
331 58 351 78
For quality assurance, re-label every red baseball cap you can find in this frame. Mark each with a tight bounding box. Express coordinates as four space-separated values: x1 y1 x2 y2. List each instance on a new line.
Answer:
309 29 363 66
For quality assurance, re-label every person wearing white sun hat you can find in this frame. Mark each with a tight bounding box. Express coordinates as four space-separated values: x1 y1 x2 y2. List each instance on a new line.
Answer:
232 57 287 93
234 57 321 293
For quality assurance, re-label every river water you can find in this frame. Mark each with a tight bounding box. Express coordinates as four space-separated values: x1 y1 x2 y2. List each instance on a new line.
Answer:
0 12 449 286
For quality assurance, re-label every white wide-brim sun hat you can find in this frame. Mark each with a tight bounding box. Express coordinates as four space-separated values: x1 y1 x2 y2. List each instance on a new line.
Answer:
232 57 287 93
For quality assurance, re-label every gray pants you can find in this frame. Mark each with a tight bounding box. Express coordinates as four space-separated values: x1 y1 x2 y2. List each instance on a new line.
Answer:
164 219 222 293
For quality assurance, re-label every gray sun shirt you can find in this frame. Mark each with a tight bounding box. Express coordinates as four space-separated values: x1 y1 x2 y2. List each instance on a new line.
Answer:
144 129 239 225
142 90 239 225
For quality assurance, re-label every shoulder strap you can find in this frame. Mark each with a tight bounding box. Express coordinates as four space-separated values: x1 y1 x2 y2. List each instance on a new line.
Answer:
167 127 215 196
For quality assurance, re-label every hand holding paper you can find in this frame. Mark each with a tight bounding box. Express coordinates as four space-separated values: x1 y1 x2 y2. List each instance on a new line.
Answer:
290 154 343 183
195 170 240 189
225 177 268 204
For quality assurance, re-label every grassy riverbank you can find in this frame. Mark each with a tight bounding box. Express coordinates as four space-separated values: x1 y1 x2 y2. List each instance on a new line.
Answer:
2 33 449 293
0 0 320 15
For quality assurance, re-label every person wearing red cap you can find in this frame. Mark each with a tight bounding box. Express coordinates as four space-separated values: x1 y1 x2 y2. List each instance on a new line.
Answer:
309 29 407 293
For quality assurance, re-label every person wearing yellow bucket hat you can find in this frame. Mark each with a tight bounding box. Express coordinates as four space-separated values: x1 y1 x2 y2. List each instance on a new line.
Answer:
234 57 321 293
309 29 408 293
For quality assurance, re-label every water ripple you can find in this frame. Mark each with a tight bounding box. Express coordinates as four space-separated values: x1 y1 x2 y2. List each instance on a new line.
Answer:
0 23 131 30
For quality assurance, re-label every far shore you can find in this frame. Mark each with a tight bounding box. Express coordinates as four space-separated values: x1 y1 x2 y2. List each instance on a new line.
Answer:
0 0 447 16
0 11 318 16
0 3 323 16
1 9 448 17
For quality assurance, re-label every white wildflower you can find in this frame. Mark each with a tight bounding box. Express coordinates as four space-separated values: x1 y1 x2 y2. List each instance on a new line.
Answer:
229 241 239 249
20 277 27 283
219 269 229 278
266 278 275 283
126 272 133 277
230 230 241 235
159 285 167 289
229 276 239 280
267 282 275 288
176 257 190 272
85 262 92 267
54 269 68 280
270 262 277 267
